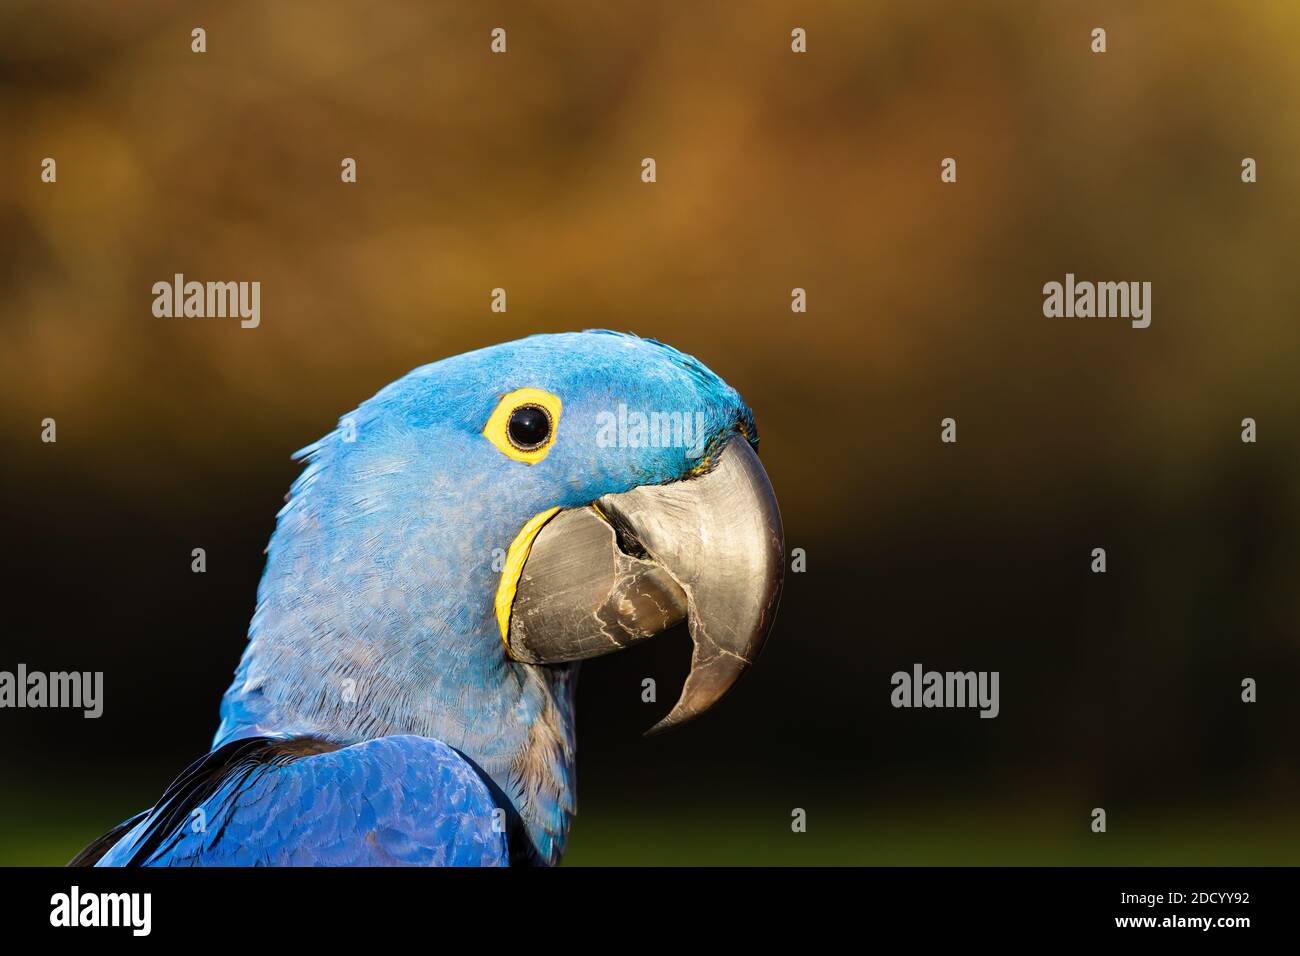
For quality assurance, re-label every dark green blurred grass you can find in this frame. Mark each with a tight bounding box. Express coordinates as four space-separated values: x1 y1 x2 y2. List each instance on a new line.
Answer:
564 809 1300 866
9 791 1298 866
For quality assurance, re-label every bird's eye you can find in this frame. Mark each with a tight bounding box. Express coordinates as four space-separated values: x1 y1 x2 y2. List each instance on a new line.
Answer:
507 404 552 451
483 387 563 464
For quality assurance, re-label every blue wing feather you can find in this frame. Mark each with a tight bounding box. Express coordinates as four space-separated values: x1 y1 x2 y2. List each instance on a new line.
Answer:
94 735 508 867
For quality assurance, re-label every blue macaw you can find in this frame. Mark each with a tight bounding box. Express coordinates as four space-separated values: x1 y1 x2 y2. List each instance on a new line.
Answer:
74 331 783 866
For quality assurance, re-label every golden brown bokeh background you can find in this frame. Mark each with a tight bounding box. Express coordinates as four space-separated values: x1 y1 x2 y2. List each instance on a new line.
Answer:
2 1 1299 863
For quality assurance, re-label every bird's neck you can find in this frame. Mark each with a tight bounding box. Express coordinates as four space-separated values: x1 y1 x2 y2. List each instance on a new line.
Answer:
213 527 579 863
211 426 583 863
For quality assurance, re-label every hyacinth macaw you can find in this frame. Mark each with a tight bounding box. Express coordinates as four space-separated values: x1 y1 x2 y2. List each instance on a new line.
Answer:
72 331 783 866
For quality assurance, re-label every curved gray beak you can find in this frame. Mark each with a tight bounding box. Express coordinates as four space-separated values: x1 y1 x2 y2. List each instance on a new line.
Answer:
505 436 784 734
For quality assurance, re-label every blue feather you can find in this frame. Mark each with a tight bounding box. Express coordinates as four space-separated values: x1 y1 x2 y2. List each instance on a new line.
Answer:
97 736 507 866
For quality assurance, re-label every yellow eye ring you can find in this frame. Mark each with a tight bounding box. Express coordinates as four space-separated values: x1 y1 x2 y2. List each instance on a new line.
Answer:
483 388 563 464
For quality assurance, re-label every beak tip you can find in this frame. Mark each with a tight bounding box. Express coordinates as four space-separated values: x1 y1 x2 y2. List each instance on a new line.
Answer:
642 707 692 738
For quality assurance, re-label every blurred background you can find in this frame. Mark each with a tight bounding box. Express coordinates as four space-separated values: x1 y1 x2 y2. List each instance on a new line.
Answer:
2 0 1298 864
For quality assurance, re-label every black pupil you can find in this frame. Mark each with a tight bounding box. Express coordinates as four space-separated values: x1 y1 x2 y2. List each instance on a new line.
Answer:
507 405 551 449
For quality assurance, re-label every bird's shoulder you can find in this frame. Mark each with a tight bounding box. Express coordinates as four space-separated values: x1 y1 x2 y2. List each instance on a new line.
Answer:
83 734 509 867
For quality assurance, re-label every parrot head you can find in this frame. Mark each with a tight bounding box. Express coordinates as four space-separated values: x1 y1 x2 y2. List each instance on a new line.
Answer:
215 330 784 864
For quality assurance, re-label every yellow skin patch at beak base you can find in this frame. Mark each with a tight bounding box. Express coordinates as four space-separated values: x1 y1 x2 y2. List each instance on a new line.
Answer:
495 506 562 652
482 387 563 464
